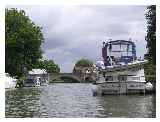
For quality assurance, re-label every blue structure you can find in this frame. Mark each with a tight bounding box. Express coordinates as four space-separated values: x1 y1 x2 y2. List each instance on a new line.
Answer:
102 40 136 66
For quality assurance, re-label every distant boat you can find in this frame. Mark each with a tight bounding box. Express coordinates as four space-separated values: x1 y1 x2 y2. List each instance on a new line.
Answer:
24 77 44 87
5 73 17 89
24 69 49 87
35 77 41 86
24 78 35 87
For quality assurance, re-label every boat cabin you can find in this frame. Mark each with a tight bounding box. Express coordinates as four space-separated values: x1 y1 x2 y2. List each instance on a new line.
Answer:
102 40 136 66
24 69 49 87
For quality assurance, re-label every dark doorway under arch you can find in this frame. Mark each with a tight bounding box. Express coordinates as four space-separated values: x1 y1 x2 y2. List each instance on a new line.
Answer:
85 77 89 81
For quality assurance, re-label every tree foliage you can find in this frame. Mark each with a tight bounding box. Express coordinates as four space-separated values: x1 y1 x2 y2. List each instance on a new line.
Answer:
144 63 156 81
145 5 156 65
75 58 93 67
144 6 156 82
5 8 44 78
36 60 60 74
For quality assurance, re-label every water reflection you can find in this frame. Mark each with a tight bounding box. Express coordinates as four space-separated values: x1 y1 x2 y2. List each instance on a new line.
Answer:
5 87 41 117
97 95 156 117
5 83 156 118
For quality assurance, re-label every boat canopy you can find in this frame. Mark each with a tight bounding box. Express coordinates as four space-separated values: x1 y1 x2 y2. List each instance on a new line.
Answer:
28 69 47 75
102 40 136 66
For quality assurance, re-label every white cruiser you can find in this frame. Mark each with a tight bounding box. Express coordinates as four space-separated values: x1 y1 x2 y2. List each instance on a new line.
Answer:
93 40 153 95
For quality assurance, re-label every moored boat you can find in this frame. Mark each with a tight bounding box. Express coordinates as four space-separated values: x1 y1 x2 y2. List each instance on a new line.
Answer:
24 69 49 87
93 39 153 95
5 73 17 89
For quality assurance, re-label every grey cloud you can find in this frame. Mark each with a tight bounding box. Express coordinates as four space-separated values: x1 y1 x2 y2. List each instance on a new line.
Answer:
8 5 147 72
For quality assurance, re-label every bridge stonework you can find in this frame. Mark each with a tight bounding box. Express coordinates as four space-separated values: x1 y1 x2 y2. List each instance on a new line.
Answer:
73 66 97 82
59 73 81 82
48 66 97 83
48 73 82 82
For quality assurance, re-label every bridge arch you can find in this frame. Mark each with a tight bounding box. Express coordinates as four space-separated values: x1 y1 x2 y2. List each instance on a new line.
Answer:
59 73 81 83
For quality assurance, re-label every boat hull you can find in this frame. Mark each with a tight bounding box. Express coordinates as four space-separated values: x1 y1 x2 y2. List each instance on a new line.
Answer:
94 81 146 95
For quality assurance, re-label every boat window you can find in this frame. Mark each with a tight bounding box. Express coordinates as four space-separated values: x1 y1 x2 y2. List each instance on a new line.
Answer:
25 79 34 83
103 72 105 77
118 75 127 81
132 77 140 81
105 76 113 81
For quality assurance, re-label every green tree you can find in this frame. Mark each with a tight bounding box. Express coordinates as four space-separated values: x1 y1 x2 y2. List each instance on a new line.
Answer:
75 58 93 67
144 5 156 81
145 5 156 65
5 8 44 78
36 59 60 74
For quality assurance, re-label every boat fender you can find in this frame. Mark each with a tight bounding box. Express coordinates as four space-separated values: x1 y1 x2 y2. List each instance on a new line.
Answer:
145 82 153 91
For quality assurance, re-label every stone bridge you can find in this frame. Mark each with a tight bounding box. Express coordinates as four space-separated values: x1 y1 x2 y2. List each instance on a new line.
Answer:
49 72 96 83
58 73 81 82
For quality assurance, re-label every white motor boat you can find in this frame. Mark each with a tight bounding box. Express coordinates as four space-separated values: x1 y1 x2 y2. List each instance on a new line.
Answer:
5 73 17 89
94 39 152 95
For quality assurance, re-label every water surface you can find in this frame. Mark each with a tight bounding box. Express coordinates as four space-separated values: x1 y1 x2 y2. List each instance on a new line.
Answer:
5 83 156 118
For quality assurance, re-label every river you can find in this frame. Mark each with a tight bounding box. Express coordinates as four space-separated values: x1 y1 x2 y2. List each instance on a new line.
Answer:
5 83 156 118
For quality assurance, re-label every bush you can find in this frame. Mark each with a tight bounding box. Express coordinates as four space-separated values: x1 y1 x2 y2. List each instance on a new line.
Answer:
75 58 93 67
144 63 156 82
16 76 25 88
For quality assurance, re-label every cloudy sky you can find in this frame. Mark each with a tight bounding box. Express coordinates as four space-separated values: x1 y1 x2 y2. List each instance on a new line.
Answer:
8 5 147 73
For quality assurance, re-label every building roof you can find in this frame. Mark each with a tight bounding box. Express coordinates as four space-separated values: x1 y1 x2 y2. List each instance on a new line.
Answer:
28 69 47 75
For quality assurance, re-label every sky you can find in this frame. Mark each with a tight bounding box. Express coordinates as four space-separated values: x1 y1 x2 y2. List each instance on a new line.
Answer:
8 5 148 73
